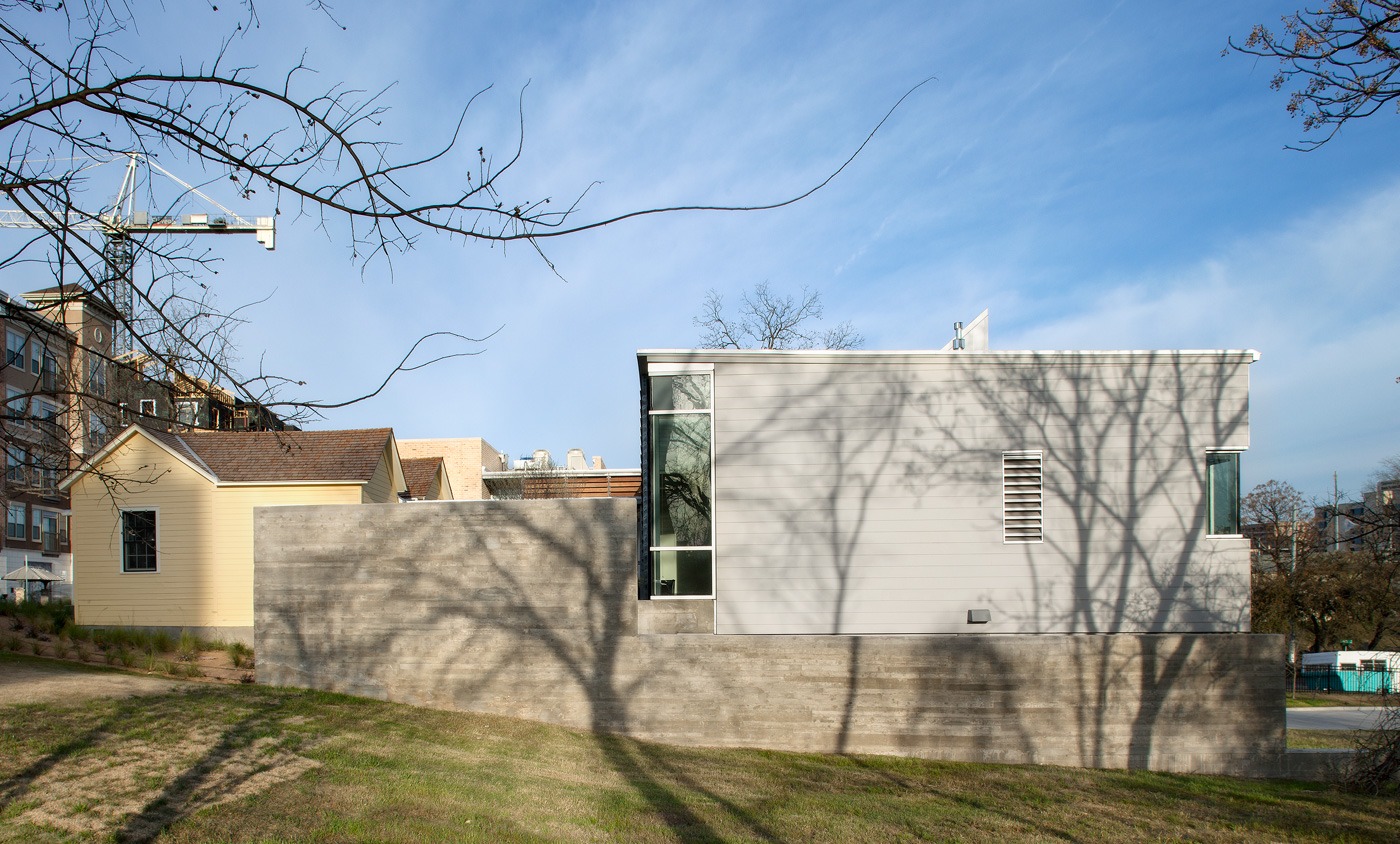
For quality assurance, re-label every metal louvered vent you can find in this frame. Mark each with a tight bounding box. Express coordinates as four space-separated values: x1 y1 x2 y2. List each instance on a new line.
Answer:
1003 451 1043 543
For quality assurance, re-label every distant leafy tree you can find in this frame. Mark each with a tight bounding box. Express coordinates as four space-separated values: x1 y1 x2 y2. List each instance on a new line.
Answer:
1229 2 1400 149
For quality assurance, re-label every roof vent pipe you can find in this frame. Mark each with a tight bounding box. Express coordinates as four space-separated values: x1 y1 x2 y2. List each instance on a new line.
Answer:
951 321 965 351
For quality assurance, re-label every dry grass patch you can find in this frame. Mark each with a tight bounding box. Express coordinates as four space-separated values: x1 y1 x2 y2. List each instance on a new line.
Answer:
3 654 1399 843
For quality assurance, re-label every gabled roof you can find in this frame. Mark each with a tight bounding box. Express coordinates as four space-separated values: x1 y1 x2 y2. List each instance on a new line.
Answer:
61 424 396 489
401 457 444 498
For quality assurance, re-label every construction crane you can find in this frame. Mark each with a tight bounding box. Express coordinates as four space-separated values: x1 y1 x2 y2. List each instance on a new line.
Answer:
0 154 276 354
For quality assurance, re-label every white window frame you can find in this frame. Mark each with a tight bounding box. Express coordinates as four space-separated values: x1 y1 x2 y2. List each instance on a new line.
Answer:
6 385 26 428
119 506 160 574
647 363 716 600
6 503 24 540
5 330 25 369
39 510 59 553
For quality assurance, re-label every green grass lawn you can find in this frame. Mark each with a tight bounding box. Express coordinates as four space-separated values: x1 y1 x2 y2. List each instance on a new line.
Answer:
1 653 1397 844
1286 692 1395 708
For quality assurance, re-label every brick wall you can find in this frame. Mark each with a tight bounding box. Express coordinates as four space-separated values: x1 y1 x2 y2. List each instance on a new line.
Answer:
254 498 1285 775
397 438 504 499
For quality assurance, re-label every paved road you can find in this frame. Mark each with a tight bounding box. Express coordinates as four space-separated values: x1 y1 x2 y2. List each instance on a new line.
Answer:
1287 707 1392 731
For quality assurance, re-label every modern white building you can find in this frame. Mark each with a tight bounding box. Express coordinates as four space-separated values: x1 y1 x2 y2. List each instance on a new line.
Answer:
638 313 1257 635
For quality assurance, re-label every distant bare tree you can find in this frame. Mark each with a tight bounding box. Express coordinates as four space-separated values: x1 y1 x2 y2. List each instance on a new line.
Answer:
694 283 863 350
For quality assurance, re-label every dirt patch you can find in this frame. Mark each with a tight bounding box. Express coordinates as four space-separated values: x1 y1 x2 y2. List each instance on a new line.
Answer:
5 638 256 686
14 727 320 840
0 660 182 705
1 661 322 842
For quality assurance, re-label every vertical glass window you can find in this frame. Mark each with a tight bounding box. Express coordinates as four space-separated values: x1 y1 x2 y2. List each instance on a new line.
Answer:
41 512 58 553
648 374 713 597
40 352 59 391
6 446 25 484
6 386 27 427
6 504 25 540
176 400 196 428
121 510 158 572
1207 452 1240 535
6 331 25 368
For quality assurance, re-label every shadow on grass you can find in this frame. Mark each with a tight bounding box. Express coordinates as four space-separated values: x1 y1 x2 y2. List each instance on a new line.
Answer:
595 734 786 843
0 720 111 817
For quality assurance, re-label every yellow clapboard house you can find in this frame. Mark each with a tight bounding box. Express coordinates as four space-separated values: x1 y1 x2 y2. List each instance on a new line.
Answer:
60 425 409 644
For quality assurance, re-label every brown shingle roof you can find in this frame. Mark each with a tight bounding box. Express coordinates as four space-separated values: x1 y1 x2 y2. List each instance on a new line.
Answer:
148 427 393 483
401 457 443 498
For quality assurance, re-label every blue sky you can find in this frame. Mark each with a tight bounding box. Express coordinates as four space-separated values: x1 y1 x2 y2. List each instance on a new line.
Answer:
5 1 1397 501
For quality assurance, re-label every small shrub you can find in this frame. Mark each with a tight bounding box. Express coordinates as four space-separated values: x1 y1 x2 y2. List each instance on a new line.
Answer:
128 628 155 652
184 663 203 679
107 627 133 649
69 625 91 643
119 647 137 668
104 648 118 666
161 661 178 676
226 641 252 668
2 633 21 651
53 640 69 659
151 630 173 653
30 640 41 655
32 614 54 635
239 671 255 684
142 653 157 672
176 630 199 662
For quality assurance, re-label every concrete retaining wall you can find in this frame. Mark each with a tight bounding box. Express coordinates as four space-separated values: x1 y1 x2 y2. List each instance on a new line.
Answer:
255 499 1286 776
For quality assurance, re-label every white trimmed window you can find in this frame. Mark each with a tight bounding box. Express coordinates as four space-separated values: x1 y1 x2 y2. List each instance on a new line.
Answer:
6 503 24 540
121 509 158 572
40 511 58 553
1003 451 1044 543
5 330 25 369
647 369 714 598
6 386 26 427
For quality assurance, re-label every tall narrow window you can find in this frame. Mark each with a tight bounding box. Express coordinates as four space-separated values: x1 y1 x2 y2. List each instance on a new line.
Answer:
40 512 58 553
5 331 25 369
40 352 59 391
121 509 158 572
1003 451 1044 543
6 386 27 428
6 446 26 484
6 503 24 540
1207 452 1241 535
648 373 713 597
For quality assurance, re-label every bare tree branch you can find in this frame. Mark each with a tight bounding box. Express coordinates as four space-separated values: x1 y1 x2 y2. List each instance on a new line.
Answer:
1228 1 1400 149
694 282 864 350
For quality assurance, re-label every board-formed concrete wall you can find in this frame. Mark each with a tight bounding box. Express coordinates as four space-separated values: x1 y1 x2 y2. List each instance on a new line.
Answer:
255 498 1285 776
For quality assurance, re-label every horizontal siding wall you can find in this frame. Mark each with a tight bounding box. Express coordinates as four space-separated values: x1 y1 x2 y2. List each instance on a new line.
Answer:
71 436 217 628
709 354 1253 635
209 484 363 626
69 431 365 631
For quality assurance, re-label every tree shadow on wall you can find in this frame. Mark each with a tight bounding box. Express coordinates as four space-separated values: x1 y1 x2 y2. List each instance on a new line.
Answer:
899 352 1263 768
280 498 761 842
708 352 1264 768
